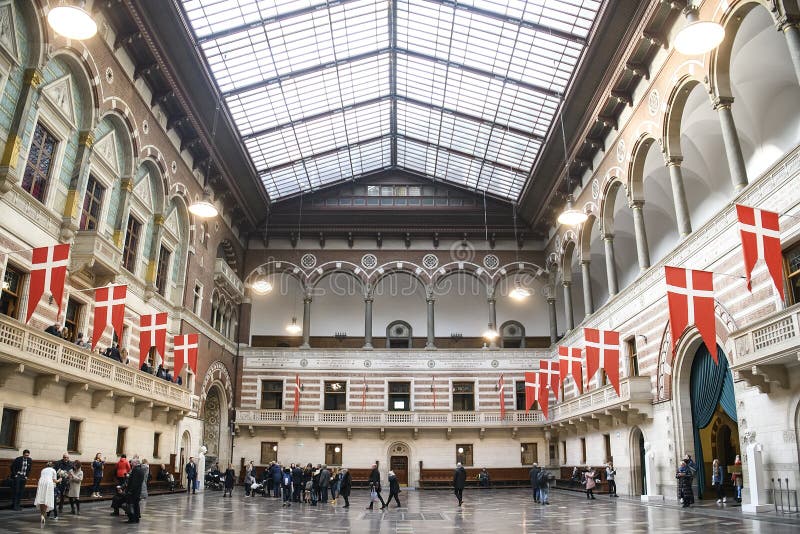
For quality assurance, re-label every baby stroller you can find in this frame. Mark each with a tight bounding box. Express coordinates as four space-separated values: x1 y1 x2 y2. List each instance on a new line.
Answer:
249 480 266 496
205 471 224 491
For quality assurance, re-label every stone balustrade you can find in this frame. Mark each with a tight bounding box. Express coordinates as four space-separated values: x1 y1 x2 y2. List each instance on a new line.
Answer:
214 257 245 301
548 376 653 428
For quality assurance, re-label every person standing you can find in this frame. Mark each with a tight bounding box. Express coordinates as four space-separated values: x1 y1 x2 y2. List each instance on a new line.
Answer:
319 464 331 503
67 461 84 515
186 457 197 495
292 464 304 502
11 449 32 511
125 461 145 523
529 463 541 503
245 461 255 496
606 462 617 497
732 455 743 503
712 458 725 504
34 462 59 525
367 463 386 510
339 468 352 508
91 453 105 498
584 467 597 500
387 470 401 508
223 464 236 497
116 454 130 486
330 467 341 504
537 467 550 505
676 460 694 508
140 459 150 501
478 468 490 488
281 466 293 507
54 453 73 514
453 462 467 507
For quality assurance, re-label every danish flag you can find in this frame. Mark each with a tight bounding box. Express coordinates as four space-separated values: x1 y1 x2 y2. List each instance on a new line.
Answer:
584 328 621 396
139 313 168 367
539 359 561 402
665 266 717 363
26 244 70 323
92 285 127 349
498 374 506 420
173 333 198 379
736 204 783 300
524 371 546 414
558 345 584 394
293 374 301 416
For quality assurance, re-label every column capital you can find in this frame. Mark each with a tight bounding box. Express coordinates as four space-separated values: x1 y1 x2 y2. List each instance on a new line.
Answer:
153 214 165 227
364 296 374 304
121 177 134 193
547 296 556 303
303 296 313 304
562 279 571 288
629 199 645 210
663 154 683 167
580 258 591 266
426 297 436 304
23 68 43 89
776 15 800 33
712 95 734 111
79 130 95 148
602 233 614 242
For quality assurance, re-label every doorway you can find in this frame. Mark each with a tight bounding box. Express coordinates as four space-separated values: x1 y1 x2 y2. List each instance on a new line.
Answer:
391 456 408 486
630 427 646 496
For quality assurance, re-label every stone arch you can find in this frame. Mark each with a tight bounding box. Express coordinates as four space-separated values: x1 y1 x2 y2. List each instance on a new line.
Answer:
627 133 659 203
432 262 492 295
561 239 576 283
245 260 309 294
309 262 367 294
579 213 597 262
15 0 47 69
136 157 168 216
385 319 413 348
663 75 706 160
369 262 432 297
101 97 140 160
45 48 98 131
600 177 626 236
141 144 169 175
630 426 646 496
491 261 547 294
499 319 526 348
94 110 135 177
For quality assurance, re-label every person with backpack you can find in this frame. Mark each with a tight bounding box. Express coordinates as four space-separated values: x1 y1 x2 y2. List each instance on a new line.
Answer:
281 467 293 507
537 467 550 505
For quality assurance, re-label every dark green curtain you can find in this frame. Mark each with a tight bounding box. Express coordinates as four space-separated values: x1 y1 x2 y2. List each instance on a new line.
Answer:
689 344 736 498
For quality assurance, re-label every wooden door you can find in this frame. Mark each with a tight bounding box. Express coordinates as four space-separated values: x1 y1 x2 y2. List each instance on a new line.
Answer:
390 456 408 485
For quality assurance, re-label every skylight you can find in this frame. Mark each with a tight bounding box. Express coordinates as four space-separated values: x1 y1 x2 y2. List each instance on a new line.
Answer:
181 0 603 201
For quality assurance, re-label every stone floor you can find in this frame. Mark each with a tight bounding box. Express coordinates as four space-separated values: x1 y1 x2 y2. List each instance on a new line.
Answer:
2 488 799 533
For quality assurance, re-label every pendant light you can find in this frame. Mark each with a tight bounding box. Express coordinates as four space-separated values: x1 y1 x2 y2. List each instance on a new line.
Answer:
482 323 499 341
285 317 302 335
48 1 97 41
251 275 273 295
555 99 588 227
510 286 531 300
510 202 530 300
674 4 724 56
189 104 220 219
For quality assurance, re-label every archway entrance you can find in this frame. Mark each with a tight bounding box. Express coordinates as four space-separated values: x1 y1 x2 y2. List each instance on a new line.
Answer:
388 442 411 486
179 430 190 481
630 427 646 496
688 344 739 499
203 385 228 468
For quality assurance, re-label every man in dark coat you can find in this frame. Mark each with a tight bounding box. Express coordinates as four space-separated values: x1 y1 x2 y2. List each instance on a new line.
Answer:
292 464 304 502
367 464 386 510
319 465 331 503
453 462 467 506
339 468 352 508
185 457 197 495
54 453 73 513
11 449 32 511
125 462 146 523
529 463 541 503
271 463 282 498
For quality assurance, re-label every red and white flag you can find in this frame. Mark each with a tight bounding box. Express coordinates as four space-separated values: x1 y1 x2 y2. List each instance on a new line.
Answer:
26 244 70 323
293 374 301 416
558 345 583 395
498 374 506 420
539 359 561 402
524 371 544 413
665 266 717 363
173 333 198 380
736 204 783 300
584 328 621 396
92 285 127 349
139 313 168 367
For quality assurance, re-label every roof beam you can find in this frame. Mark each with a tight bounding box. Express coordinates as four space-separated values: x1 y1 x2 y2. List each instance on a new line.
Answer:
259 133 392 175
389 0 398 167
399 48 563 99
435 0 588 45
196 0 364 44
398 134 530 176
221 48 391 98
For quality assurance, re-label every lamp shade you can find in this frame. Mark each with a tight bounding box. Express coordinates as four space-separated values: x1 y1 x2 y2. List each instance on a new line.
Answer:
510 286 531 300
188 191 218 218
286 317 302 334
48 4 98 40
674 10 724 55
557 194 588 226
251 277 273 295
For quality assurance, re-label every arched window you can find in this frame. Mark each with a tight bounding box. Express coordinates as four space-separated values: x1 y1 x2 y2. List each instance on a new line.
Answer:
386 320 412 349
500 320 525 348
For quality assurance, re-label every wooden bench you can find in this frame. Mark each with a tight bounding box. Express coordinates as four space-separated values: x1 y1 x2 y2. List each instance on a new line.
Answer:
554 466 609 494
0 458 182 509
418 467 531 488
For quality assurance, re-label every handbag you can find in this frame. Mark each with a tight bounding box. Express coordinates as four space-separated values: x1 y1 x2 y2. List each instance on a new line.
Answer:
370 489 378 502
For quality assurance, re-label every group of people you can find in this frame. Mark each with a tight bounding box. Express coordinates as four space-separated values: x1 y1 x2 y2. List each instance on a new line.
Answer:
567 462 617 500
678 453 743 507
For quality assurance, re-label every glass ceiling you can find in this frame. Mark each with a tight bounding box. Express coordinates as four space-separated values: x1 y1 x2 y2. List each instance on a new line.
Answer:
181 0 603 201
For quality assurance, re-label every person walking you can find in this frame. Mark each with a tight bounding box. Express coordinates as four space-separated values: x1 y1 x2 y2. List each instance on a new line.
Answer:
34 462 59 525
319 464 331 503
67 461 84 515
712 458 726 504
281 466 293 507
186 457 197 495
10 449 32 511
367 463 386 510
537 467 550 505
339 468 352 508
584 467 597 500
125 461 145 523
91 453 105 498
606 461 618 497
676 460 694 508
223 464 236 497
529 463 541 503
387 470 402 508
116 454 130 486
245 461 255 496
330 467 341 504
453 462 467 507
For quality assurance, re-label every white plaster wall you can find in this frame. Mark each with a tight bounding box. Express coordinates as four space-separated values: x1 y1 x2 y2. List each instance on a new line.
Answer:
372 273 427 338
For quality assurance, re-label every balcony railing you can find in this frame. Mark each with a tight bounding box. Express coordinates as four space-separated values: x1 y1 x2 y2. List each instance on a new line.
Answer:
0 314 191 412
730 303 798 392
549 376 653 425
70 231 122 285
214 258 244 301
236 409 545 428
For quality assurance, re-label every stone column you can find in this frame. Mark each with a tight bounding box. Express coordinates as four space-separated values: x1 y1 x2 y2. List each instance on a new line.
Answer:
59 131 95 242
665 155 692 238
547 297 558 343
713 96 748 191
363 297 373 350
145 214 166 297
487 297 498 349
603 234 619 296
300 297 312 349
778 18 800 87
425 297 436 349
0 68 43 195
630 200 651 270
562 281 574 331
113 176 135 249
580 260 594 316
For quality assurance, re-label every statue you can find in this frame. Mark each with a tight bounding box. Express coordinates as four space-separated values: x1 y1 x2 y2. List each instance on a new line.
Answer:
197 445 207 491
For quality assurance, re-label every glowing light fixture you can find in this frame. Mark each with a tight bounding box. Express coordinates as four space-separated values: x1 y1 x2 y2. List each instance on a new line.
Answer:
557 194 588 226
188 190 218 219
47 1 97 40
510 285 531 301
483 323 499 341
674 5 724 55
457 447 464 454
286 317 302 335
334 446 341 453
272 445 278 451
251 276 273 295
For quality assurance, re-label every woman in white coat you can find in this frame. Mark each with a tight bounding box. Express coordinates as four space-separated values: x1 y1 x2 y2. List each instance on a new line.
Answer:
67 460 84 514
34 462 59 525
